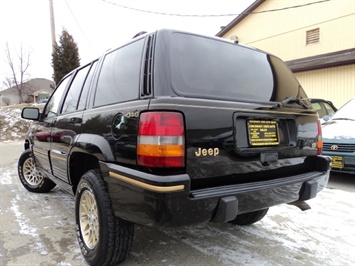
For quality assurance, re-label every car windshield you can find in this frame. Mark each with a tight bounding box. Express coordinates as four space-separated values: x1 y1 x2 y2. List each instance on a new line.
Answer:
330 99 355 121
169 32 304 102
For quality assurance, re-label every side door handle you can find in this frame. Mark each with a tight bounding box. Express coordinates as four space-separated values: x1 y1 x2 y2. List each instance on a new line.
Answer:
69 117 82 124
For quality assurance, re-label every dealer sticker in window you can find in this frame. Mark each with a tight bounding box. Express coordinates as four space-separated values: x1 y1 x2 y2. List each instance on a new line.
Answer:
248 120 280 147
331 156 344 169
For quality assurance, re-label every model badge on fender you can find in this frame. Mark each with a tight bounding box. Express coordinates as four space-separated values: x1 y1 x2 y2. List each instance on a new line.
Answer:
195 148 219 157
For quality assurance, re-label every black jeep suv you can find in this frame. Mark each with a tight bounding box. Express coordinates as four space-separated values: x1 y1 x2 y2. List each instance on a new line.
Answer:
19 29 331 266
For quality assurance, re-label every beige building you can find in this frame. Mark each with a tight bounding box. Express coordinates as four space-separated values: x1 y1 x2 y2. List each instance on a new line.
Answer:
216 0 355 108
0 78 54 106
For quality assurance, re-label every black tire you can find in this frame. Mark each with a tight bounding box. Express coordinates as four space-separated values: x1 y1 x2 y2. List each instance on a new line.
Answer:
75 169 134 266
17 149 56 193
229 208 269 226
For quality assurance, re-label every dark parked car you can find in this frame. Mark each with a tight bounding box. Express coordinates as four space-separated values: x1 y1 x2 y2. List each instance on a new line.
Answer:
18 29 331 265
322 98 355 174
310 98 337 123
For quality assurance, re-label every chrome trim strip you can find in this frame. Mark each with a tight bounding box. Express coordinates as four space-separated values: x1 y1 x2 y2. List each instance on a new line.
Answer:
33 147 48 156
50 153 67 161
109 171 185 192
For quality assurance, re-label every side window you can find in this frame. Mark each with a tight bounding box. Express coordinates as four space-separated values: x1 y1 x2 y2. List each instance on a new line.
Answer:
324 102 336 116
62 64 91 114
311 102 321 112
78 60 98 110
45 75 71 118
94 39 144 106
312 102 326 118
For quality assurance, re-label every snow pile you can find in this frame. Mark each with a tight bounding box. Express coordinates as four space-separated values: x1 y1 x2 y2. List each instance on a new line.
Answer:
0 106 32 142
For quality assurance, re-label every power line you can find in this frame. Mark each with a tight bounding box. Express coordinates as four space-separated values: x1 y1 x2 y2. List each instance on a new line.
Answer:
65 0 97 53
101 0 330 17
250 0 331 15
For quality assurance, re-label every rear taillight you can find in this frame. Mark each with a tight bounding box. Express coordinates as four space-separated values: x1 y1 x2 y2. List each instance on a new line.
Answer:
317 120 323 155
137 112 185 167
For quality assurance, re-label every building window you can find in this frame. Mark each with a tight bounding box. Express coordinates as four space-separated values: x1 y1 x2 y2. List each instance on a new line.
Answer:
38 93 49 101
306 28 320 45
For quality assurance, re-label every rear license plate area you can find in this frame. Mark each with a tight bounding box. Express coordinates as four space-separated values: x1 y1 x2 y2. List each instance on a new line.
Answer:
247 119 280 147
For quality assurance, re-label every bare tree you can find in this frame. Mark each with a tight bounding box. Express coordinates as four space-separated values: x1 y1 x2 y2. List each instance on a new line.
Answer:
4 42 33 103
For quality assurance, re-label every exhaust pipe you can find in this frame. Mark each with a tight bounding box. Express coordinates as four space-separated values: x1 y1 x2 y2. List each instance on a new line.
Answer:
288 200 311 211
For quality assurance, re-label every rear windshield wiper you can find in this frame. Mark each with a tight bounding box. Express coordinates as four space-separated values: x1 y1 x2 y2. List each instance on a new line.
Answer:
272 97 308 109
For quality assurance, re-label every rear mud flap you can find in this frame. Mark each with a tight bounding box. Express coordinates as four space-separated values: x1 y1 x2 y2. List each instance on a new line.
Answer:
299 179 318 200
288 180 319 211
211 196 238 223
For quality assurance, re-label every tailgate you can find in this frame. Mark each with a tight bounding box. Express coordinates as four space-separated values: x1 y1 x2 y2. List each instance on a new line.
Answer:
183 101 320 189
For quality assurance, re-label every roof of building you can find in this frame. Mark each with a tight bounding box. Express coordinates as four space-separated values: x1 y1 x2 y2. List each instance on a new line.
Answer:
0 78 54 96
215 0 355 72
286 48 355 72
216 0 265 37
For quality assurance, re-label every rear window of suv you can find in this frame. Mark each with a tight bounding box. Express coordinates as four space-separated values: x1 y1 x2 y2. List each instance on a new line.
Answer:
169 33 288 102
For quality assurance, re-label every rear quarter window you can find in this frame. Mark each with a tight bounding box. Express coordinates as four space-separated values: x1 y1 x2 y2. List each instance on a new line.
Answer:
94 39 144 106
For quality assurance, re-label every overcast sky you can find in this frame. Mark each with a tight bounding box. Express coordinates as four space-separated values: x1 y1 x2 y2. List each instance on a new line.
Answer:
0 0 254 89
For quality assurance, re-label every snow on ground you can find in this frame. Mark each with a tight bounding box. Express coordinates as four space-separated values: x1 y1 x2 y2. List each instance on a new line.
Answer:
0 105 32 142
158 187 355 266
1 162 354 265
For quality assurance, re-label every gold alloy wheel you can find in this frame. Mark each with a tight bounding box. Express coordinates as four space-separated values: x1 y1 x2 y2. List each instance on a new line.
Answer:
23 157 45 186
79 190 99 249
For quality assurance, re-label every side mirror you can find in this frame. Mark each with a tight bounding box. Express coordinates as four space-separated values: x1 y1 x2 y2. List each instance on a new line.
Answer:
21 107 40 121
61 135 73 145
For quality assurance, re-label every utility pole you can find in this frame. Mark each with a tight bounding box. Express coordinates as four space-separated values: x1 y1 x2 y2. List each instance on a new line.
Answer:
49 0 56 51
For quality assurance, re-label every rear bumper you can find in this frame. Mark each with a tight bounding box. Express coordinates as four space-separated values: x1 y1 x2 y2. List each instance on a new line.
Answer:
101 156 331 227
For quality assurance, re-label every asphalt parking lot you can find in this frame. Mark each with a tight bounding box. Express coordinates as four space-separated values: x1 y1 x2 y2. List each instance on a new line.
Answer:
1 141 354 266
